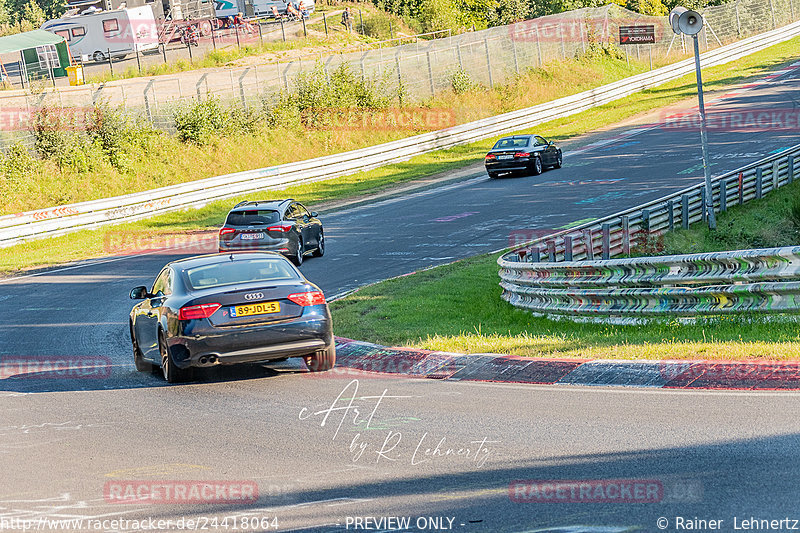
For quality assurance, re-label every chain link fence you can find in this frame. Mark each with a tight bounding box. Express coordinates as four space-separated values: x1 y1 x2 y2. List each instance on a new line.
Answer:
0 0 796 146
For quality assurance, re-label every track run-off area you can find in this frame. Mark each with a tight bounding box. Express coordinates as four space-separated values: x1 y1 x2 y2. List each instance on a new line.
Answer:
3 61 800 531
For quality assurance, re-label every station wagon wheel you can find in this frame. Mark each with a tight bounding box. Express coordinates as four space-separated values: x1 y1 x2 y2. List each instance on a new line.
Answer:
293 239 304 266
532 156 543 175
312 230 324 257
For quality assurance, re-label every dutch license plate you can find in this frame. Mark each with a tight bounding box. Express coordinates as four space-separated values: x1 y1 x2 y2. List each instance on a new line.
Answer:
231 302 280 317
497 155 514 160
241 233 265 240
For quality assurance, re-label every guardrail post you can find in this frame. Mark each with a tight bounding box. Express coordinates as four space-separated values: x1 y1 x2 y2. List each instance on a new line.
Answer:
720 179 727 212
738 172 744 205
681 194 690 229
756 167 763 199
642 209 651 232
564 236 573 261
789 156 795 184
583 229 594 260
701 188 707 223
667 200 674 230
530 247 540 262
601 224 610 260
546 239 556 261
621 216 630 255
773 160 780 191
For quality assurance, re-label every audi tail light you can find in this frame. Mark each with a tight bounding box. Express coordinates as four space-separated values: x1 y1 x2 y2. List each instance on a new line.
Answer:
287 291 326 306
179 303 221 320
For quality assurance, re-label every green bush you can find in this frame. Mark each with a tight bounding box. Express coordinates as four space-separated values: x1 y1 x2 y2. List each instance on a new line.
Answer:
31 106 103 172
173 97 229 145
0 142 41 185
450 66 475 94
361 11 403 39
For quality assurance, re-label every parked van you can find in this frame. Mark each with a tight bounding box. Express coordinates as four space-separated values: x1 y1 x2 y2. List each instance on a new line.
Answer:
42 5 159 63
214 0 314 19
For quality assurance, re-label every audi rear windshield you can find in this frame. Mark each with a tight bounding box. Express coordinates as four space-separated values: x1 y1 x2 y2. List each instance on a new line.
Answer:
184 258 300 290
493 137 530 149
225 209 280 226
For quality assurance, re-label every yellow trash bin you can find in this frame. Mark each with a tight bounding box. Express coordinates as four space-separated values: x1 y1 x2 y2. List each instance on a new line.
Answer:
66 65 84 86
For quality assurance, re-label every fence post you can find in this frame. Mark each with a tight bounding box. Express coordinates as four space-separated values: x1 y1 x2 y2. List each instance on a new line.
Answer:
395 53 402 102
359 9 364 34
681 194 690 229
735 3 742 36
601 224 610 260
238 69 248 109
483 36 493 87
756 167 763 199
135 45 141 73
789 155 795 184
536 28 542 66
667 200 674 230
187 40 193 62
107 48 113 75
426 50 434 96
546 239 556 261
720 179 727 212
280 18 286 41
212 26 217 49
258 21 263 44
559 26 565 58
564 236 573 261
511 34 519 74
323 12 328 35
583 229 594 260
456 44 463 68
770 0 777 28
161 42 167 63
621 215 630 255
302 16 307 37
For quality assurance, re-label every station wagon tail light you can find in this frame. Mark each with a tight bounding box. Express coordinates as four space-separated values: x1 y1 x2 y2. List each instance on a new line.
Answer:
179 303 221 320
267 224 293 233
514 152 531 158
287 291 326 306
485 154 496 160
219 227 235 236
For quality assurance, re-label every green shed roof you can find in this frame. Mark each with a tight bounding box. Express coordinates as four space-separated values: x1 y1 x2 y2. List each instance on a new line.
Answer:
0 30 64 55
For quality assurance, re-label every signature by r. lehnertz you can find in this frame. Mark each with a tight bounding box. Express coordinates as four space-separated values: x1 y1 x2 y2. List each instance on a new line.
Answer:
298 379 499 468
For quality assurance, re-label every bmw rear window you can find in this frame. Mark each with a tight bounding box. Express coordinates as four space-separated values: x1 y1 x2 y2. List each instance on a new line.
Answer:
225 210 280 226
184 258 299 290
493 137 530 149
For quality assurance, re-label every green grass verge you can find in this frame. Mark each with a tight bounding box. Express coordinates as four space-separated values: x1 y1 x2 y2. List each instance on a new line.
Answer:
3 35 800 276
329 253 800 360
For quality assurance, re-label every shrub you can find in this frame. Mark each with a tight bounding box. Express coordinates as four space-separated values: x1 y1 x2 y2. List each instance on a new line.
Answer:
450 66 474 94
0 142 41 185
173 97 228 145
31 106 102 171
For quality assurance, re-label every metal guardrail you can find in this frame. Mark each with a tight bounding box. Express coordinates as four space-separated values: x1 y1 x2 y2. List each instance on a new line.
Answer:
3 19 800 249
497 139 800 318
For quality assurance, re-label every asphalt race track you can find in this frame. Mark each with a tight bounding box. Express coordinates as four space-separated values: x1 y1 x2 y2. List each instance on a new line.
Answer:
3 64 800 531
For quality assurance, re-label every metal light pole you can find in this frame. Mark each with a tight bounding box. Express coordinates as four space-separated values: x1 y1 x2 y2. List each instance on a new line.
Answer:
670 7 716 229
691 31 716 229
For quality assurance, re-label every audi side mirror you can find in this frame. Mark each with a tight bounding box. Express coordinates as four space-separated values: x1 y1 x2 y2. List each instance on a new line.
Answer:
130 286 149 300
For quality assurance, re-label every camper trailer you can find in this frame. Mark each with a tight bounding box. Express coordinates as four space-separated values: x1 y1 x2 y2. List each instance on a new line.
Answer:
42 5 159 63
214 0 314 19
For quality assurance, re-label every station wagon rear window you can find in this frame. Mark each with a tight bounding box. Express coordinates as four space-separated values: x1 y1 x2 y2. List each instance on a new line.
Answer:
185 259 299 290
493 138 530 149
225 210 280 226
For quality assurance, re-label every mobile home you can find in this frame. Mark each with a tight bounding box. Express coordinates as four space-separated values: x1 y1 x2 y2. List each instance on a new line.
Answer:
42 5 159 62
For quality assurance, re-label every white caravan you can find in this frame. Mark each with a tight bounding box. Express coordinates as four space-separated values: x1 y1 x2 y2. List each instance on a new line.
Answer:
42 5 159 63
214 0 314 19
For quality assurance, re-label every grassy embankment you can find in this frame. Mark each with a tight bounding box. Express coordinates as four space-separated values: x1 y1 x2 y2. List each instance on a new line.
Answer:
2 35 800 276
330 164 800 360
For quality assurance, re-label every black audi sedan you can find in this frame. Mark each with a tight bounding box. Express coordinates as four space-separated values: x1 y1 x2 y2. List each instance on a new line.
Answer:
129 252 335 383
218 199 324 266
484 134 562 178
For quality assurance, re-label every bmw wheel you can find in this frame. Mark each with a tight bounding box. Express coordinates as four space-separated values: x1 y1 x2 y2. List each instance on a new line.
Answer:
554 151 563 169
532 156 543 175
312 230 325 257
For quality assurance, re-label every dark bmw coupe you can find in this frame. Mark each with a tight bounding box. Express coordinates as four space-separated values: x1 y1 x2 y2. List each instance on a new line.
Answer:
129 252 335 382
484 134 562 178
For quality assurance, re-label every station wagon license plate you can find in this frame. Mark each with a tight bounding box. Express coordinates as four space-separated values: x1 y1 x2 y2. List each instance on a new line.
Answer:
497 155 514 160
241 233 265 240
231 302 280 317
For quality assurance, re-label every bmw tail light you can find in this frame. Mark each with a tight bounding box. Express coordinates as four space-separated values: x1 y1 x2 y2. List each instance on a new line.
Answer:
514 152 531 158
485 154 496 161
267 224 293 233
287 291 326 306
179 303 221 320
219 227 235 237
